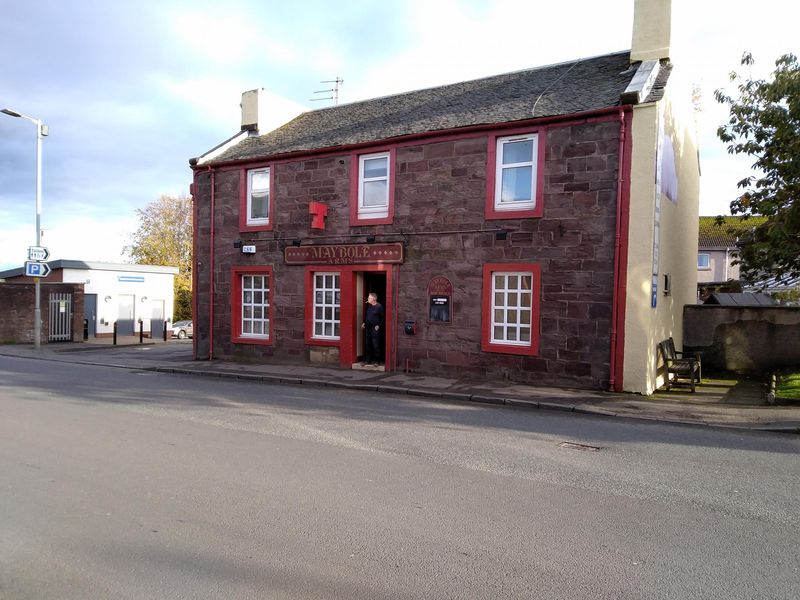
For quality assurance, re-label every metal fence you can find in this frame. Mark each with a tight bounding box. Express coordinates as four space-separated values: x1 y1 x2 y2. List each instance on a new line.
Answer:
48 293 72 342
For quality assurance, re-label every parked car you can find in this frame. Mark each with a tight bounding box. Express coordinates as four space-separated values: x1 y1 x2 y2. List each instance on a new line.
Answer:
171 320 193 339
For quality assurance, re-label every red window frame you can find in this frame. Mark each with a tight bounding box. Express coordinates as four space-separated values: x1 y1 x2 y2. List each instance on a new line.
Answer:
349 147 396 226
239 166 275 232
304 268 341 347
481 262 542 356
231 265 274 346
485 127 545 220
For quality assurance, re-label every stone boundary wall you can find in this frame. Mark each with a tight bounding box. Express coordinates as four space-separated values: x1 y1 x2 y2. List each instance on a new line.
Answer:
684 305 800 372
0 282 85 344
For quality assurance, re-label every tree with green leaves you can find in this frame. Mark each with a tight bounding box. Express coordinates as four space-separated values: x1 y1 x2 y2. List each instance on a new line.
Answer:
125 194 193 320
714 52 800 283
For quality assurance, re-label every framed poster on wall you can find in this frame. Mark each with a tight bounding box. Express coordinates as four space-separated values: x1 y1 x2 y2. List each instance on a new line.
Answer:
428 276 453 323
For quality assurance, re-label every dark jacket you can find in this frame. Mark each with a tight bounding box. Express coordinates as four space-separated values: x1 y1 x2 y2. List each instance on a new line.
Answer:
365 302 384 327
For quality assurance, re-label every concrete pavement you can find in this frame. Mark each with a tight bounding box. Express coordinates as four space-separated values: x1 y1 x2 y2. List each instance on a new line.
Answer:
1 338 798 433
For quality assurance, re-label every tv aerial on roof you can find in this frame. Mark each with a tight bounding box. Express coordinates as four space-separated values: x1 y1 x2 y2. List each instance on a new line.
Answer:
310 77 344 106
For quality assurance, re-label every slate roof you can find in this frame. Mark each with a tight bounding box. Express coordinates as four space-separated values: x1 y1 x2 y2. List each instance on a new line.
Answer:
744 274 800 293
698 216 768 248
209 51 669 164
704 293 777 306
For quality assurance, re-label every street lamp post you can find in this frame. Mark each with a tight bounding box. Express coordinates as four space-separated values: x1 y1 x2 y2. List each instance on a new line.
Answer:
2 107 48 349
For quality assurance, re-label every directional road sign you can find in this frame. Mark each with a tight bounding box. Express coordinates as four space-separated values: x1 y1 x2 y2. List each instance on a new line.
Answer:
24 261 51 278
28 246 50 261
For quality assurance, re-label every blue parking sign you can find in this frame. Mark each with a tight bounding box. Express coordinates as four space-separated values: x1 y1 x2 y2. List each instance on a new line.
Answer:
24 261 51 278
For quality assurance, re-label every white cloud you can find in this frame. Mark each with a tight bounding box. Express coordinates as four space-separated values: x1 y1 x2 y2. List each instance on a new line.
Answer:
345 0 633 101
672 0 800 214
160 77 309 134
170 12 299 66
0 214 138 272
2 0 798 257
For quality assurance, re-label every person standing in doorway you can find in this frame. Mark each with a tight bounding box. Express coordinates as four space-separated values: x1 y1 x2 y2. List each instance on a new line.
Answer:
362 292 384 365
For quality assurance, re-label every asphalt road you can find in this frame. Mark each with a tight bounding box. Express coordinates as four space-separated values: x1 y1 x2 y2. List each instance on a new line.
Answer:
1 355 798 599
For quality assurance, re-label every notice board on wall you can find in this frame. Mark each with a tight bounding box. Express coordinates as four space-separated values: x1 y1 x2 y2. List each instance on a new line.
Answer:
428 276 453 323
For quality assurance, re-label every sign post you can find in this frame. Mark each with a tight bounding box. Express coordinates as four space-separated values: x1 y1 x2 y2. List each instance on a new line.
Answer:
3 109 48 349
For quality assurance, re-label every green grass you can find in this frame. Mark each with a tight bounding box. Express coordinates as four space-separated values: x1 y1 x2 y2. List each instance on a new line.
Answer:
775 371 800 400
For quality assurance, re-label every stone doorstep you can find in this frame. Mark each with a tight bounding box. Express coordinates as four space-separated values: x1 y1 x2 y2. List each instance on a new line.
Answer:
352 362 385 372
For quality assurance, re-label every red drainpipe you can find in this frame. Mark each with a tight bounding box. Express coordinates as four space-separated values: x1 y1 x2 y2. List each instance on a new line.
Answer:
609 108 633 392
208 168 216 360
393 265 400 372
190 175 198 359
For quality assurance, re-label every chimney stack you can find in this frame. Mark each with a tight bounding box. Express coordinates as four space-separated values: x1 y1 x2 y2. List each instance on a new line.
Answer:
240 88 264 133
630 0 672 62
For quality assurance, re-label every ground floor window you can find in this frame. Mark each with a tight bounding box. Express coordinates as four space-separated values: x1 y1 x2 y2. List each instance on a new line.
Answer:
481 263 541 355
313 272 340 340
492 272 533 344
231 266 273 345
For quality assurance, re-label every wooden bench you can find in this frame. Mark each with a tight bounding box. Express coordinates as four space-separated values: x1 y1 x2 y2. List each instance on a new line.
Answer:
658 337 702 392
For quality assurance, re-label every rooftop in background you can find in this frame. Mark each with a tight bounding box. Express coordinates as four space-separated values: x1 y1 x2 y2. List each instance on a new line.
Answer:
0 260 179 279
704 293 777 306
744 274 800 293
698 215 768 248
201 51 671 164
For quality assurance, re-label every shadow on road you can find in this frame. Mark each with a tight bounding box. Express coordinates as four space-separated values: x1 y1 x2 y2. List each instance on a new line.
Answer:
2 353 797 456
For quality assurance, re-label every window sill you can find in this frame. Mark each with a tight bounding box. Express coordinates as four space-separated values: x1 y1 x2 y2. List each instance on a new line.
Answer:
240 222 273 233
481 340 537 356
485 205 540 220
351 214 392 226
232 335 273 346
308 337 340 347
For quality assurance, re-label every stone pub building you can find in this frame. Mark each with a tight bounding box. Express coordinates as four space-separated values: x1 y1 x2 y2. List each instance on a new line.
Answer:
190 0 700 394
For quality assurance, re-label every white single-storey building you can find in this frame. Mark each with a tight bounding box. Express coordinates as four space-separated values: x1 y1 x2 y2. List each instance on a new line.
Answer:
0 260 179 338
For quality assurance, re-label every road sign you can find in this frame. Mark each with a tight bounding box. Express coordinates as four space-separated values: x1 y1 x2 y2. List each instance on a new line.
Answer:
28 246 50 261
24 261 51 278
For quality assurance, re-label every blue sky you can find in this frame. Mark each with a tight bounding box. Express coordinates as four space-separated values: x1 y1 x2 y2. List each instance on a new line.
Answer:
1 0 798 270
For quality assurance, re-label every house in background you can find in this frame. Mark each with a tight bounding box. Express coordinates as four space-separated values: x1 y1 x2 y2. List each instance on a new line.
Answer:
697 216 800 304
189 0 699 394
697 215 766 286
0 260 178 338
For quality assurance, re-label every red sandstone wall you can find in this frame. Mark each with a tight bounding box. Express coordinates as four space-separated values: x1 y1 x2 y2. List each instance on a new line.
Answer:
0 283 85 344
194 118 620 389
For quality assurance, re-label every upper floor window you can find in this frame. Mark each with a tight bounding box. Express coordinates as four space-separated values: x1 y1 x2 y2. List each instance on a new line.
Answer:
358 152 390 219
240 167 273 231
248 168 270 225
495 134 537 211
697 253 710 269
485 130 543 220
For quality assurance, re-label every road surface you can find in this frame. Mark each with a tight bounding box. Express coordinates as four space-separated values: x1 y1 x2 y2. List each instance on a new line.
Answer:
1 355 798 599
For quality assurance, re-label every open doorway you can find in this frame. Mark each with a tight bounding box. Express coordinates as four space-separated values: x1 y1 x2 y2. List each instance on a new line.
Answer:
358 271 387 365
